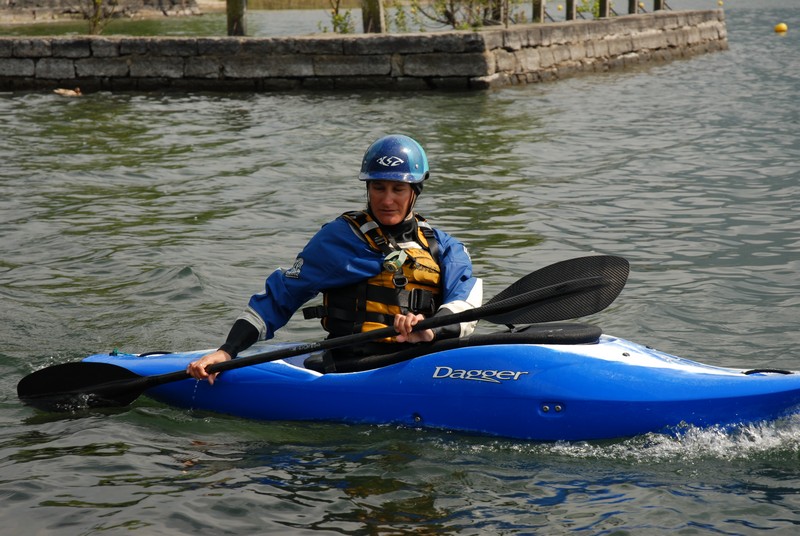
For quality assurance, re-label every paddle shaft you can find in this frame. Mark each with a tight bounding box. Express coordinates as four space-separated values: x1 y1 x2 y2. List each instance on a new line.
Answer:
17 254 629 410
138 275 605 391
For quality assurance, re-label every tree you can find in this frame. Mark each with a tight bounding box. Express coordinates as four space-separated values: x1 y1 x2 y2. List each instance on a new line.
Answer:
410 0 527 30
321 0 355 33
227 0 247 36
72 0 118 35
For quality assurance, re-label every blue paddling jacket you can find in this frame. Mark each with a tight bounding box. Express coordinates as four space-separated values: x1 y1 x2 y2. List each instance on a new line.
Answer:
226 213 482 354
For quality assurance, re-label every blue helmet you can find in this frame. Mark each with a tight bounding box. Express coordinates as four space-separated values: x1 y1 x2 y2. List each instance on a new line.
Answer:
358 135 430 185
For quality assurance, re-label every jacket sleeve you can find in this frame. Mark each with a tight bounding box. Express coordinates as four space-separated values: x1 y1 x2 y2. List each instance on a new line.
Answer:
236 217 383 343
432 228 483 339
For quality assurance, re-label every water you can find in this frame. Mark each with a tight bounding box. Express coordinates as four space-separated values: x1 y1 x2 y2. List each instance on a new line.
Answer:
2 0 800 533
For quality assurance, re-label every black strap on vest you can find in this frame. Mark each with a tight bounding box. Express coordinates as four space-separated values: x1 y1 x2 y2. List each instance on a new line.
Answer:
302 211 441 338
343 210 440 266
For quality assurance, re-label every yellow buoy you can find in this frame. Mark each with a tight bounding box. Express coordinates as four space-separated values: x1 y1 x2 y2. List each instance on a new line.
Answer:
774 22 788 34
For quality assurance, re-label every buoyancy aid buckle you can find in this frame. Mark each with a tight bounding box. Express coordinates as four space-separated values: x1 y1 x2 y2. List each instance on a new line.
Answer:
408 288 436 315
392 271 408 288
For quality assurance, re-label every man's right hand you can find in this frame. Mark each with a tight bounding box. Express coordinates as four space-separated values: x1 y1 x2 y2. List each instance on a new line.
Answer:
186 349 232 385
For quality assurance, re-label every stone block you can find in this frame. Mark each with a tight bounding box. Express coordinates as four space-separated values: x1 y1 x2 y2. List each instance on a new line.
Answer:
291 36 345 54
403 52 493 77
223 55 314 78
75 57 130 77
91 39 120 58
503 28 525 51
151 38 198 57
550 44 572 64
344 35 403 55
558 24 579 44
525 26 543 47
543 24 568 45
654 11 682 30
592 38 609 58
634 30 668 51
313 55 390 76
14 39 50 58
593 19 618 39
665 29 689 48
516 48 540 72
606 35 634 56
685 11 711 27
423 32 484 54
35 58 75 79
538 47 555 69
493 48 517 73
568 22 592 44
0 39 12 58
185 57 221 78
479 29 504 51
129 57 184 78
119 39 149 56
615 15 650 35
240 39 295 56
343 33 479 55
0 58 35 76
197 37 243 56
699 22 723 41
568 41 588 61
458 32 488 53
389 53 404 77
51 38 92 59
686 27 702 44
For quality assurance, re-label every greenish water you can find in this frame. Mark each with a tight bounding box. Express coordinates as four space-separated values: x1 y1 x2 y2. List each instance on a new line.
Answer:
2 1 800 534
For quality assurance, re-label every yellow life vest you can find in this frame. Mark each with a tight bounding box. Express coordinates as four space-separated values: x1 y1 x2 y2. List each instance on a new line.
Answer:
304 210 442 341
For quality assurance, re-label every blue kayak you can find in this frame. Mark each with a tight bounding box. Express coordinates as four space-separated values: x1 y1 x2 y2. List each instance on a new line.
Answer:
82 324 800 441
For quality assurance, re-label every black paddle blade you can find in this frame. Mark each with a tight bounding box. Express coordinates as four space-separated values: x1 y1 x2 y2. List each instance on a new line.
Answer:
17 362 147 411
485 255 629 324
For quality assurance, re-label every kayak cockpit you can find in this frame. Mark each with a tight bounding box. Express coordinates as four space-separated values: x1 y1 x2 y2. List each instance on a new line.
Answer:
300 322 603 373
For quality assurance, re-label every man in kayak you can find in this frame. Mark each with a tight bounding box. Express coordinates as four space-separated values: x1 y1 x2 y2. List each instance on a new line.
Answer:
187 134 483 382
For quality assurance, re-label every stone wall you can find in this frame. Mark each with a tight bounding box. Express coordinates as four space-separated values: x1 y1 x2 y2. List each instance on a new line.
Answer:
0 9 727 92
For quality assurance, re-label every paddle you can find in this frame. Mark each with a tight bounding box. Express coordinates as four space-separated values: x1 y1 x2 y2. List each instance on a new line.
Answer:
17 255 629 412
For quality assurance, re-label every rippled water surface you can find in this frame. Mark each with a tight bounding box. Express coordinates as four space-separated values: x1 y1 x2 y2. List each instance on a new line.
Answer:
2 1 800 534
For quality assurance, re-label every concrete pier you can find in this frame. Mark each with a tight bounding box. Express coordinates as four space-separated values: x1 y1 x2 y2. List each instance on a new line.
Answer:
0 10 727 92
